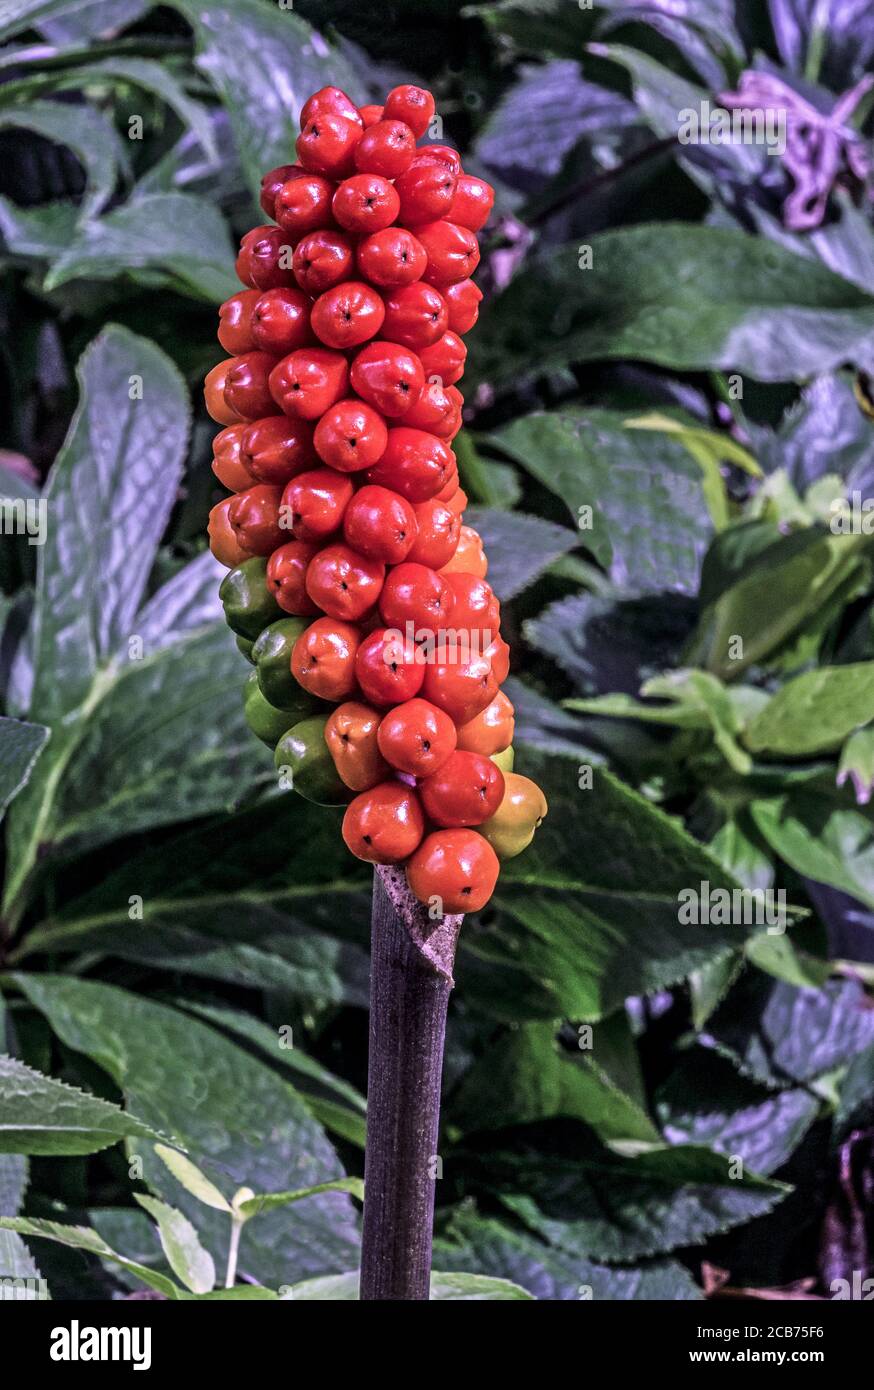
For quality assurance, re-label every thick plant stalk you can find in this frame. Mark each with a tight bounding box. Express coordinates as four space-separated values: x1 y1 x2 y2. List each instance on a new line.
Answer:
360 867 462 1301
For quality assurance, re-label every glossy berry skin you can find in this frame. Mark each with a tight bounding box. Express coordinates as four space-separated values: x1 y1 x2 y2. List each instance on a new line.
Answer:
314 399 388 471
325 701 389 791
300 87 363 129
479 772 548 859
343 485 417 565
269 348 348 420
355 627 424 706
310 281 385 351
227 484 285 556
377 697 456 778
416 220 480 286
274 173 335 237
381 283 448 350
358 103 384 129
445 485 468 516
266 540 321 615
296 110 361 178
291 616 361 701
357 228 427 288
411 143 462 176
208 496 252 568
251 287 312 356
212 424 254 492
440 523 486 577
240 415 315 486
395 160 457 224
408 497 460 568
446 571 500 636
421 651 499 724
444 278 482 334
236 226 295 291
405 828 500 913
485 633 510 684
420 750 504 828
342 781 425 864
223 352 277 421
401 380 459 437
305 542 385 621
281 468 354 542
456 689 515 756
292 229 354 296
260 162 299 220
350 341 425 418
380 561 453 632
218 289 259 354
383 84 435 139
204 360 242 425
354 119 415 178
418 331 466 386
366 427 453 502
332 174 400 233
448 174 495 231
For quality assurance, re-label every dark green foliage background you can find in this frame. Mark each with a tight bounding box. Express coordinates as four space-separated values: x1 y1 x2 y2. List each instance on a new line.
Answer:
1 0 873 1301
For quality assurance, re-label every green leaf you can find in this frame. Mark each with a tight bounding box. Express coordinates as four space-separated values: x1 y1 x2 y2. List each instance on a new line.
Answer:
0 100 127 215
472 226 874 390
0 1055 163 1156
0 1217 180 1297
743 933 830 989
837 726 874 804
463 507 577 602
0 1228 45 1291
173 0 362 199
133 1195 215 1294
0 1154 27 1215
11 975 361 1285
746 664 874 756
153 1145 231 1214
625 412 761 530
688 951 744 1031
0 197 79 258
237 1178 364 1219
0 717 48 818
835 1044 874 1138
282 1270 533 1300
433 1209 703 1301
750 781 874 909
488 410 711 595
44 192 238 302
0 0 138 42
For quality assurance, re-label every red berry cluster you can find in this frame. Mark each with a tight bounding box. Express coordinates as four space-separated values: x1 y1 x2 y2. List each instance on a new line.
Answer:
206 84 546 914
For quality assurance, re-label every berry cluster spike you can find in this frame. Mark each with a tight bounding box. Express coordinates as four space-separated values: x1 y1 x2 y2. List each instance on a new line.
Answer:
207 84 547 914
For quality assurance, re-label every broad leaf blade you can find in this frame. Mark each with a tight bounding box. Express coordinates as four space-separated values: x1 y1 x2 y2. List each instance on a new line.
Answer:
0 1055 163 1156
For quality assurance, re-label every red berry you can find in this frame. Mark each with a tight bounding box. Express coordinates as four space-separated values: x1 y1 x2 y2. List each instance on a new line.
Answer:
342 782 425 864
267 540 321 615
236 225 295 290
407 496 461 568
421 651 499 724
310 281 386 350
401 379 460 436
223 351 278 420
269 347 348 419
314 398 388 472
292 229 355 295
420 750 504 828
353 119 416 179
418 330 467 385
240 415 316 485
383 84 435 139
444 278 482 334
358 103 385 128
446 571 500 636
448 174 494 231
350 340 425 417
485 633 510 683
417 220 480 286
300 87 363 130
204 360 242 425
332 173 400 233
411 143 462 176
212 424 255 492
365 426 454 501
281 468 354 541
380 561 453 632
355 626 424 706
227 483 285 555
381 282 448 350
218 289 259 354
357 228 427 287
251 286 312 356
343 485 417 565
260 163 300 220
296 110 361 178
395 161 457 224
292 617 361 702
406 828 499 913
306 542 385 621
274 173 336 238
436 465 461 501
377 697 457 777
